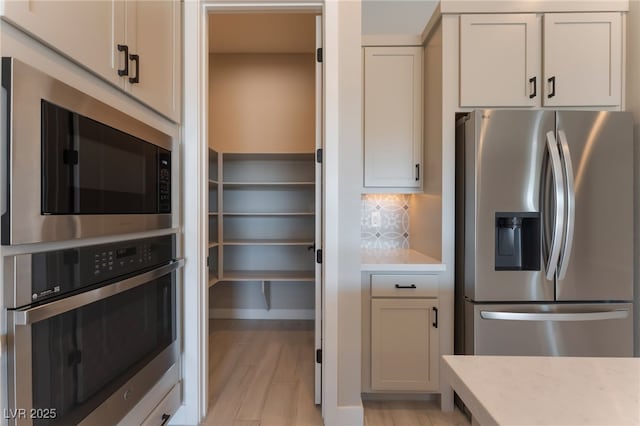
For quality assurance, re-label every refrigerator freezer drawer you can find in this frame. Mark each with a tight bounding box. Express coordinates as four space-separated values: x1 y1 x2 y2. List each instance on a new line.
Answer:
467 302 633 357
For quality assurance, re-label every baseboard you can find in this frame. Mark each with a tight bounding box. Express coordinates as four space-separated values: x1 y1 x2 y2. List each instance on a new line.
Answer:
330 404 364 426
361 392 439 401
209 308 315 320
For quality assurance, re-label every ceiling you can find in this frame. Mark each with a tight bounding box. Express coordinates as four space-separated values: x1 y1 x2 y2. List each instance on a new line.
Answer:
209 13 317 54
361 0 438 35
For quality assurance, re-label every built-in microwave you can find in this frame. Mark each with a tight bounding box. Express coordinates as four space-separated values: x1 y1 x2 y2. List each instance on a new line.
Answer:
1 57 173 245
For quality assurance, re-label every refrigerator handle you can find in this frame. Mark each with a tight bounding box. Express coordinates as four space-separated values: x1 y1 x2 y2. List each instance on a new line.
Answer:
557 130 575 281
545 131 565 281
480 310 629 322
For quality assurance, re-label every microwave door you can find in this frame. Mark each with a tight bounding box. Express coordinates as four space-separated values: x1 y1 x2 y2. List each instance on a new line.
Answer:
72 116 80 213
74 114 158 215
42 100 161 216
4 58 172 245
42 99 74 215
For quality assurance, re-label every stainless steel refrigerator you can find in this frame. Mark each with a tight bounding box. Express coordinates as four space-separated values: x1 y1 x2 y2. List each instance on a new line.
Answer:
455 110 634 357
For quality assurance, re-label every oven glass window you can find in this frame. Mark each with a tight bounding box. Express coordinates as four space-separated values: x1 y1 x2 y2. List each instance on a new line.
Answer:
41 100 168 214
31 274 175 425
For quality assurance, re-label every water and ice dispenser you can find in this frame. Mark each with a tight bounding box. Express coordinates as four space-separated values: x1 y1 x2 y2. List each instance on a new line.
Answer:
495 212 540 271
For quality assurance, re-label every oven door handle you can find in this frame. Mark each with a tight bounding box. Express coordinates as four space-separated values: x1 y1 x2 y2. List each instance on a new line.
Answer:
12 259 184 326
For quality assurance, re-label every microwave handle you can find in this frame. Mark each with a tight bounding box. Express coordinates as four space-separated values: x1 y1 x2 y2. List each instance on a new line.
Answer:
12 259 184 326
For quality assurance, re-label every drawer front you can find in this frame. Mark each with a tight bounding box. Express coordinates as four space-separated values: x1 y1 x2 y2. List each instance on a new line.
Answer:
141 383 181 426
371 274 438 298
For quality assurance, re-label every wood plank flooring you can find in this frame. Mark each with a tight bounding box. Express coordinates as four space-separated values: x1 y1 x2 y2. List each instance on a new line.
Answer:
202 319 470 426
203 319 323 426
363 401 470 426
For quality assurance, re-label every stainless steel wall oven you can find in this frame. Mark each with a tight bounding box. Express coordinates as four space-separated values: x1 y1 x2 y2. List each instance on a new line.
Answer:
5 234 182 425
1 57 173 245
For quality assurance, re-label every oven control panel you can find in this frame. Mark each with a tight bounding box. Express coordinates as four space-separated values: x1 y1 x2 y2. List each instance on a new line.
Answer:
29 235 175 306
93 243 154 277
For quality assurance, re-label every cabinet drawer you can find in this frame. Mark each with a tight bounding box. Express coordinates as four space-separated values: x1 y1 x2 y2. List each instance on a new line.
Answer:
371 274 438 298
141 383 181 426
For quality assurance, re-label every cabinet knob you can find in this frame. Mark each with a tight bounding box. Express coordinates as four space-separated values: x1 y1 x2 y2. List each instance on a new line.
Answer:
415 164 420 181
432 307 438 328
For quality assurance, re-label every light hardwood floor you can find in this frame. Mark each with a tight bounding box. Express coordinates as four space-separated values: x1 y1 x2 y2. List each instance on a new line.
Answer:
203 319 323 426
363 400 470 426
202 319 470 426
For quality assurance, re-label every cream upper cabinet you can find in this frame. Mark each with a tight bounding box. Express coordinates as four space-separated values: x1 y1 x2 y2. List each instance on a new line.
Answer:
364 46 422 189
543 13 622 107
1 0 181 122
0 0 124 87
459 12 623 108
371 297 439 391
460 14 540 107
124 0 181 121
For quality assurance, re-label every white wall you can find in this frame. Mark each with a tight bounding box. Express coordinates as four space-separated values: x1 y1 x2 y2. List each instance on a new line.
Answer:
362 0 437 34
626 0 640 357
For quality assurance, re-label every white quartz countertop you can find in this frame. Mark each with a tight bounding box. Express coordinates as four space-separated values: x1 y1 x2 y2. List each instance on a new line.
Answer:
442 355 640 426
361 248 446 272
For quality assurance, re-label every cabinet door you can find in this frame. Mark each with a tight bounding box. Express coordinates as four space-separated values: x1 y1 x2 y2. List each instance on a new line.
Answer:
1 0 124 86
543 13 622 107
371 298 439 391
459 14 540 107
125 0 182 122
364 46 422 189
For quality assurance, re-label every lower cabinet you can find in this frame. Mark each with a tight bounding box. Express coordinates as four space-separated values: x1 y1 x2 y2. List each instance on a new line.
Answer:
371 285 440 391
371 275 440 392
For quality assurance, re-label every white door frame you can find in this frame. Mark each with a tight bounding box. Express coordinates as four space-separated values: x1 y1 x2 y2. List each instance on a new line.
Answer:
178 1 340 424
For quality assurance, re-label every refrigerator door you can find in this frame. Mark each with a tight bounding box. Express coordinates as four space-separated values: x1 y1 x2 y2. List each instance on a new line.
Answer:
555 112 633 301
467 301 633 356
465 110 555 302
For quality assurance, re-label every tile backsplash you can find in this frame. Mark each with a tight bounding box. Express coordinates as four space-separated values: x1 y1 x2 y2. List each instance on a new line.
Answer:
361 194 410 249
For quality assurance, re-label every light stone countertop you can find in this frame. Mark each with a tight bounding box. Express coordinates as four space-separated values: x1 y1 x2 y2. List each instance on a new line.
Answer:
442 355 640 426
361 248 446 272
